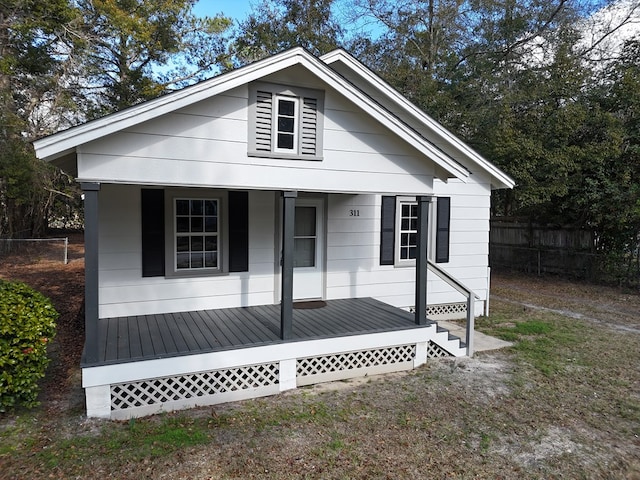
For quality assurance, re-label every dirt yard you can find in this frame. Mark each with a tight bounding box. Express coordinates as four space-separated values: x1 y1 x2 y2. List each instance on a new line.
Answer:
1 243 639 479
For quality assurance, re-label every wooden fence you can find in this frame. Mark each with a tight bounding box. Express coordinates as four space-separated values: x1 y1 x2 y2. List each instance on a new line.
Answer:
489 221 599 279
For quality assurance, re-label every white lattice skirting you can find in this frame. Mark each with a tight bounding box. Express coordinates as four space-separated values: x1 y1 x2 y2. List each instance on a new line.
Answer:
84 327 459 419
427 302 467 319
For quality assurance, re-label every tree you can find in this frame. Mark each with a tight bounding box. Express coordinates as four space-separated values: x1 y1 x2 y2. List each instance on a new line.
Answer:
74 0 232 116
581 38 640 282
231 0 343 66
1 1 233 237
0 0 80 237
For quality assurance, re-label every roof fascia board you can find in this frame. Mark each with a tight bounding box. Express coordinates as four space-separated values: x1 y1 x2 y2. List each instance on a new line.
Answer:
321 49 515 189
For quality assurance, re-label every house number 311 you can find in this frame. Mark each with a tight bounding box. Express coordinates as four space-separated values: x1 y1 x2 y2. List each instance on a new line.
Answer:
349 209 360 217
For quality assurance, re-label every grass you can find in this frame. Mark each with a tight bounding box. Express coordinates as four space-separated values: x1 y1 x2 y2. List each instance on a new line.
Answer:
1 295 639 479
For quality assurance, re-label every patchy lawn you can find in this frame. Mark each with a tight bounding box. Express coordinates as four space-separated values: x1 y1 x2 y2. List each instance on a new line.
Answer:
1 250 639 479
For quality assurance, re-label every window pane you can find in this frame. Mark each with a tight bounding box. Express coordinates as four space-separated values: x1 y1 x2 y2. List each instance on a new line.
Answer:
410 205 418 217
176 199 189 215
408 246 417 259
401 218 410 230
191 236 203 252
409 233 417 247
295 207 316 236
294 238 315 267
191 200 203 215
191 253 203 268
401 232 410 247
410 218 417 230
205 236 217 251
204 200 217 216
205 252 217 268
277 133 294 149
205 216 217 233
278 99 295 116
278 117 295 133
177 236 189 252
191 217 203 232
401 204 411 217
400 247 410 260
177 253 190 269
176 217 189 233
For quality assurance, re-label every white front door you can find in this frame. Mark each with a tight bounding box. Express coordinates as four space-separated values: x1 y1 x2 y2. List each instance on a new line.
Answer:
291 198 324 300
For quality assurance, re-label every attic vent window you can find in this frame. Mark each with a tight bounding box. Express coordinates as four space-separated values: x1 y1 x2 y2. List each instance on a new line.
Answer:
249 82 324 160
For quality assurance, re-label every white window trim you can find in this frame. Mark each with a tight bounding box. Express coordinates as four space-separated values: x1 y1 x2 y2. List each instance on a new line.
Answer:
273 94 299 154
164 189 229 277
394 196 436 267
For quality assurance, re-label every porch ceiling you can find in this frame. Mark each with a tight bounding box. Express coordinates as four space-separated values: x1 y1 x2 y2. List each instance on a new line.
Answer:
90 298 431 367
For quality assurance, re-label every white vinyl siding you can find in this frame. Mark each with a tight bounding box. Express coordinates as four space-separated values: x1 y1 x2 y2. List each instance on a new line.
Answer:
324 187 491 314
77 83 437 196
97 185 490 319
97 185 276 318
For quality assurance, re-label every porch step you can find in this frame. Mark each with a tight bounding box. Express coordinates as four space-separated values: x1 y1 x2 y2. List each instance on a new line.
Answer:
430 321 467 357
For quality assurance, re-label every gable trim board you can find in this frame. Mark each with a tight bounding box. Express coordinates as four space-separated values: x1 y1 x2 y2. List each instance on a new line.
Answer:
34 48 469 184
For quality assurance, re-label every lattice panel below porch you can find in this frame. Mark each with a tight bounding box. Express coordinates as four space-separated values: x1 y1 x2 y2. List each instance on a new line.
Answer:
297 344 416 381
111 362 279 412
426 340 451 359
427 302 467 319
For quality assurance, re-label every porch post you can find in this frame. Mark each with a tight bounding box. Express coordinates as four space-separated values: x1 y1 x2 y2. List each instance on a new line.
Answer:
281 191 297 340
81 182 100 364
415 196 432 325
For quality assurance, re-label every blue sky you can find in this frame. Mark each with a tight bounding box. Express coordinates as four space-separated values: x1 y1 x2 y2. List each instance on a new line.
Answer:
193 0 254 23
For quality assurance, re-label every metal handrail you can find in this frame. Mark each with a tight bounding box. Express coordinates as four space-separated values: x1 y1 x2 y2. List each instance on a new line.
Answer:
427 260 478 356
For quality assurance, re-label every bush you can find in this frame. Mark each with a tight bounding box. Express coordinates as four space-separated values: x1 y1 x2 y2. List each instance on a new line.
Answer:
0 280 58 411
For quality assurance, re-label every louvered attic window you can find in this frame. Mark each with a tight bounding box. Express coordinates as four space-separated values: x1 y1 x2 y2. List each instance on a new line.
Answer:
249 82 324 160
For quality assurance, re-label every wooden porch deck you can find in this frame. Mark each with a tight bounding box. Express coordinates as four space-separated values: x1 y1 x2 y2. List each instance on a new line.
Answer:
92 297 431 366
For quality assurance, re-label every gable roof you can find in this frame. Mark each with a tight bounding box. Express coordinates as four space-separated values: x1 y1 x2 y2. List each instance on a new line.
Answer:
321 49 515 190
34 47 512 188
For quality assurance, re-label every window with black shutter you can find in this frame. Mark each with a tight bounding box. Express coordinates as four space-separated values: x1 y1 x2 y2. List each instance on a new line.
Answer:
141 189 249 277
379 195 450 266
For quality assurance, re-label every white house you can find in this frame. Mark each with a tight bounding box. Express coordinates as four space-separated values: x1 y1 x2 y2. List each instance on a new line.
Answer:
34 48 514 419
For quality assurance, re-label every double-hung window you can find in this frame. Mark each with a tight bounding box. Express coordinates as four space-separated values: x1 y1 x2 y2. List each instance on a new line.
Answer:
175 198 219 271
141 189 249 278
397 200 419 262
380 196 450 266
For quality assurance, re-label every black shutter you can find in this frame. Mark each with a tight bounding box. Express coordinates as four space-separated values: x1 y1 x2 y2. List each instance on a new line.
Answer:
380 196 396 265
141 189 165 277
228 191 249 272
435 197 451 263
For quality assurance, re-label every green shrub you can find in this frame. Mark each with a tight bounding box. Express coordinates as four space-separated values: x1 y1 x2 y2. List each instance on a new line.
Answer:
0 280 58 411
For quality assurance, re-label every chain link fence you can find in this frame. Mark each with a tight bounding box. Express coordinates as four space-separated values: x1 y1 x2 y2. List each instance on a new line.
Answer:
0 237 69 264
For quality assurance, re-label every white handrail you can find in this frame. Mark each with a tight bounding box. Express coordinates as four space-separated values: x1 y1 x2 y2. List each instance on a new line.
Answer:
427 260 478 356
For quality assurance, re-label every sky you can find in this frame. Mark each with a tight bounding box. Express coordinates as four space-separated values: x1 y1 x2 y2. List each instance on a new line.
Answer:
193 0 254 24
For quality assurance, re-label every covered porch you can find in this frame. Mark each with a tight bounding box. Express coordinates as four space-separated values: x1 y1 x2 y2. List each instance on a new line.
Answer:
83 297 466 419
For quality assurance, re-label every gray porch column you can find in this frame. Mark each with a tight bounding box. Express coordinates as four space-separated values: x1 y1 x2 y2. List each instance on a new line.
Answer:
81 182 100 364
281 191 297 340
415 196 432 325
